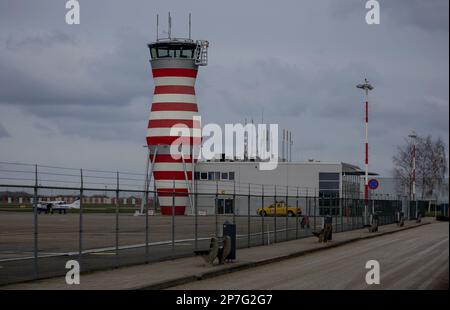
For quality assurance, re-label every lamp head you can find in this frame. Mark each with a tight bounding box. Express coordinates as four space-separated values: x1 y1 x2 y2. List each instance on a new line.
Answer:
408 130 417 139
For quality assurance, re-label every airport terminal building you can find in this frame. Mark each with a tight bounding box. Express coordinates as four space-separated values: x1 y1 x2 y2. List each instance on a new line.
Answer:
190 159 373 216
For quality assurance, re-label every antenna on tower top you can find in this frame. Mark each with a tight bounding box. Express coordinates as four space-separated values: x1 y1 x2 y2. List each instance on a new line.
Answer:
189 13 192 40
156 14 159 41
168 12 172 39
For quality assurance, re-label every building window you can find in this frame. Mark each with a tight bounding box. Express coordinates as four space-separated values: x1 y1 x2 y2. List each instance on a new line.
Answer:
194 172 200 180
229 172 235 181
150 48 157 59
200 172 208 180
157 47 169 58
221 172 228 180
215 172 221 180
208 172 214 180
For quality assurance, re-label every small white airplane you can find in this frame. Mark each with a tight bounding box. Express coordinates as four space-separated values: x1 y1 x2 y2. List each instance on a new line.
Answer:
57 199 80 210
35 198 80 214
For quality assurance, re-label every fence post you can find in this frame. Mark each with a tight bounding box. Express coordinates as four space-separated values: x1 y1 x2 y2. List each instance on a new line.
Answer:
33 164 38 279
215 180 218 237
334 196 337 233
145 171 149 264
285 186 289 241
172 180 175 254
295 187 299 239
313 189 317 232
232 180 236 225
194 178 198 251
261 184 265 246
360 197 364 228
415 199 418 219
247 184 251 248
115 172 119 267
78 169 83 267
274 185 277 243
330 195 335 232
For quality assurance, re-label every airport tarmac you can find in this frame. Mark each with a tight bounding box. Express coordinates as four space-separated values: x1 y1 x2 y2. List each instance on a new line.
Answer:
0 211 374 285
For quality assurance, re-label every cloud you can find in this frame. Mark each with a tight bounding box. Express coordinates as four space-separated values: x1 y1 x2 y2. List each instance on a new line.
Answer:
382 0 449 33
0 0 448 177
0 122 10 138
331 0 449 33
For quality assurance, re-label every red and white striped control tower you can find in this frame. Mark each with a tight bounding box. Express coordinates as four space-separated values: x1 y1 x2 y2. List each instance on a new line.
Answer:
146 15 208 215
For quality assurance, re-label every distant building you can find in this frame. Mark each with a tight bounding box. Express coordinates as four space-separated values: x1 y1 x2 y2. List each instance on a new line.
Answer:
0 192 152 206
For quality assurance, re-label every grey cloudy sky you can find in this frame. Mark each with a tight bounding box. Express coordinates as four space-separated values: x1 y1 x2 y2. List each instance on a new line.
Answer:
0 0 448 176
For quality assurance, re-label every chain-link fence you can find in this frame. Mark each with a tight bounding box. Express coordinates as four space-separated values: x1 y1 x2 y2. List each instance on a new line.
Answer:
0 162 444 286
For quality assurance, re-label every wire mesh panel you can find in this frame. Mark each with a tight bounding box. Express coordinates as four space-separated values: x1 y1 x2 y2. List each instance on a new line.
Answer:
285 196 297 241
79 189 116 274
173 211 197 260
113 190 146 267
248 196 263 247
0 186 36 285
195 193 217 251
36 188 80 280
233 194 249 249
216 193 235 236
297 196 311 239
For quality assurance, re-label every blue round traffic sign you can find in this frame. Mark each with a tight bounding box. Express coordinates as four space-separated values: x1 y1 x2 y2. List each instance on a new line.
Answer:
368 178 379 190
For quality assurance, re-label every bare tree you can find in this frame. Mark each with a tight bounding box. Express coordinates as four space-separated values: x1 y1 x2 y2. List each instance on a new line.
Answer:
393 134 448 200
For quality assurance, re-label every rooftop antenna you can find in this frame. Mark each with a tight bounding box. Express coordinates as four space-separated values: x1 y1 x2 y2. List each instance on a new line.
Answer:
287 130 290 162
289 131 293 162
168 12 172 39
189 13 191 40
156 14 159 41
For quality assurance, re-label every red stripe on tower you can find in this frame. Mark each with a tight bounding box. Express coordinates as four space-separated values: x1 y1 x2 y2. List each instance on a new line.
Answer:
154 154 195 163
154 85 196 95
153 171 193 180
148 119 201 128
146 136 201 146
151 102 198 112
152 68 198 78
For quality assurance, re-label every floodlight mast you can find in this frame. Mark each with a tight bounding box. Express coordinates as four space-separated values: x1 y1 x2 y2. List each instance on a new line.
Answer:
356 78 374 226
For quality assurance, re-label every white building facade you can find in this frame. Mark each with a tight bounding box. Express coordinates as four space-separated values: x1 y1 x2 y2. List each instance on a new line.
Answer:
188 160 367 216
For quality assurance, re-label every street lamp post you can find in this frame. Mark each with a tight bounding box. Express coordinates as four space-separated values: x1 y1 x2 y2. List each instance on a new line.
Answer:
408 131 418 219
356 78 374 227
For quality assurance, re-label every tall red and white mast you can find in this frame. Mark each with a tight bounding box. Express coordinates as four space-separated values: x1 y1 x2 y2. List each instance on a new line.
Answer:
357 78 374 226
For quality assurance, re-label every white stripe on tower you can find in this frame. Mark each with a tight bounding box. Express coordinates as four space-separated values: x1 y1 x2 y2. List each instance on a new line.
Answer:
154 77 196 86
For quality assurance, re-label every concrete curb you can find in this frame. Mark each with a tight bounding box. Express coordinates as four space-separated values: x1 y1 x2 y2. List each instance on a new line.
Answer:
137 222 431 290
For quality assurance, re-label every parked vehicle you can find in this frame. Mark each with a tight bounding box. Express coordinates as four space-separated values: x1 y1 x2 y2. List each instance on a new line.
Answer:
257 201 301 217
